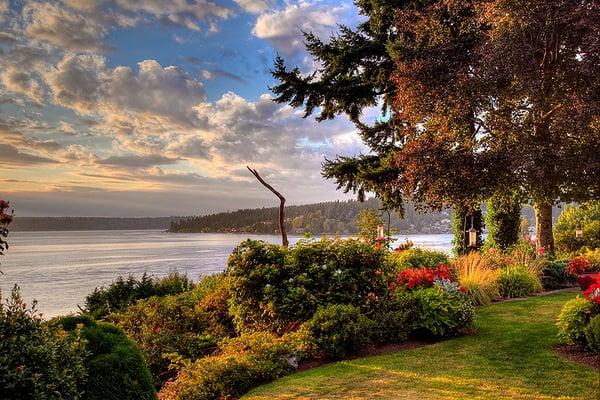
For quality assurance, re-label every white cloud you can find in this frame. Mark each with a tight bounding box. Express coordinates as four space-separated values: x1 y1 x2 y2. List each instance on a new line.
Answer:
253 1 353 58
23 1 110 51
234 0 274 14
0 67 45 105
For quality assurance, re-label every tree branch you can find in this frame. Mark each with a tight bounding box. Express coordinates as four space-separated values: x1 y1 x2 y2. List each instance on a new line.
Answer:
247 166 289 248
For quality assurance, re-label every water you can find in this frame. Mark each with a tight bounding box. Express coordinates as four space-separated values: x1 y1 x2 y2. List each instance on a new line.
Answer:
0 230 453 318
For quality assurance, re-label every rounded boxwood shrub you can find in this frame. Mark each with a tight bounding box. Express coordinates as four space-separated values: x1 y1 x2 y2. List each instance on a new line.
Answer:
368 297 413 345
498 266 541 298
304 304 373 359
584 314 600 352
54 315 155 400
556 297 597 347
402 286 474 338
1 286 87 400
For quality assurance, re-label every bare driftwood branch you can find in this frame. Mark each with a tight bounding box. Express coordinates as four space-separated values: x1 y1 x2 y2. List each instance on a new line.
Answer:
247 166 289 248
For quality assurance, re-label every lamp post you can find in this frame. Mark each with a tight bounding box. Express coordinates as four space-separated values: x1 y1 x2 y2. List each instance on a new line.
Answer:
575 227 583 239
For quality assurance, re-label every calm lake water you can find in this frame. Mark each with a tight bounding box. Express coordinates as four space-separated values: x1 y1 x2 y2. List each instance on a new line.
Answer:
0 230 453 318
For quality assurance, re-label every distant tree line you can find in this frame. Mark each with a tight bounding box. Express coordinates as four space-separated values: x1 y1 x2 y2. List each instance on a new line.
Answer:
169 198 452 235
10 217 184 231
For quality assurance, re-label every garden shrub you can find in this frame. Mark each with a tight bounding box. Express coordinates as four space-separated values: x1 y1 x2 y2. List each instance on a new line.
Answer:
484 194 521 251
498 265 542 298
584 314 600 352
85 272 194 319
0 286 86 400
387 247 449 270
401 286 474 338
453 252 500 305
541 260 576 290
109 274 234 386
391 264 452 290
368 297 413 345
304 304 373 359
227 238 389 333
54 315 155 400
158 332 301 400
556 296 597 346
554 201 600 255
582 248 600 270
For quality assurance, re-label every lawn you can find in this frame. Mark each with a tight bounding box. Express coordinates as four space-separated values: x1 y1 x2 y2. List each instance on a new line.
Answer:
244 292 599 400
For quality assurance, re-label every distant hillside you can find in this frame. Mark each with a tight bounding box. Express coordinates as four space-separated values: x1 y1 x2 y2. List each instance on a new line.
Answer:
169 198 452 235
10 217 184 232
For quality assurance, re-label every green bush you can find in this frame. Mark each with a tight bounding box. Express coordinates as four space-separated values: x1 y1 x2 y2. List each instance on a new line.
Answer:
109 274 233 386
541 260 576 290
402 286 474 338
227 238 390 333
584 314 600 353
54 315 155 400
557 297 597 347
85 272 194 319
158 332 300 400
387 247 449 270
304 304 373 359
554 201 600 255
368 297 413 345
498 265 541 298
0 286 86 400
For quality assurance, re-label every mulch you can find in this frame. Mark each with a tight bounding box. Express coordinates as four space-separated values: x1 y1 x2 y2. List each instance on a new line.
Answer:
554 345 600 370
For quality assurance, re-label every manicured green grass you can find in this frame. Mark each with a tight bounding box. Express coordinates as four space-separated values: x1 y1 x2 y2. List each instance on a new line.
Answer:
244 292 599 400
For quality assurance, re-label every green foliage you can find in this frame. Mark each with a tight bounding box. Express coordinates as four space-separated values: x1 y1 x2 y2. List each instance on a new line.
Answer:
0 286 86 400
451 208 484 256
368 297 413 345
498 266 542 298
54 315 155 400
85 272 194 319
484 194 521 250
304 304 373 360
557 297 597 347
109 274 233 386
355 208 384 244
401 287 474 338
584 315 600 353
541 260 576 290
387 247 449 270
554 201 600 255
227 238 390 333
158 331 300 400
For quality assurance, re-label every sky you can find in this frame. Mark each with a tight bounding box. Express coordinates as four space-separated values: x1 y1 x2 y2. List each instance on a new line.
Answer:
0 0 374 216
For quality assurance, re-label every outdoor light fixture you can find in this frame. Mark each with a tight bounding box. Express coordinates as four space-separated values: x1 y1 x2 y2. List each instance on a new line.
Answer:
377 225 385 239
467 215 478 248
575 228 583 239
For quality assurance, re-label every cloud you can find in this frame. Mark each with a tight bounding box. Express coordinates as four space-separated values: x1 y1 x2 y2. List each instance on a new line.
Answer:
201 69 246 83
0 143 60 166
234 0 274 14
253 1 354 61
46 54 207 127
113 0 233 31
22 1 111 52
0 67 45 105
97 154 180 168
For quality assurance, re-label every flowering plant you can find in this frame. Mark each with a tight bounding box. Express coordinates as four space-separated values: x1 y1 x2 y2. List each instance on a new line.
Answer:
583 276 600 305
391 264 452 290
566 256 592 275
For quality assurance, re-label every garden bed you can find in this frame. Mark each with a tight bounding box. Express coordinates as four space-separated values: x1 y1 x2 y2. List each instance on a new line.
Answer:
243 292 598 400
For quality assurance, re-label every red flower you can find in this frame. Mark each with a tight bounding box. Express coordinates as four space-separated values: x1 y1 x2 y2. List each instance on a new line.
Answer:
0 213 12 225
566 256 591 275
392 263 453 290
459 287 468 293
0 200 8 210
584 281 600 305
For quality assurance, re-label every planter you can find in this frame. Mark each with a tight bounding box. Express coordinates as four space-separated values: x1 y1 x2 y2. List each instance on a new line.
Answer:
576 272 599 291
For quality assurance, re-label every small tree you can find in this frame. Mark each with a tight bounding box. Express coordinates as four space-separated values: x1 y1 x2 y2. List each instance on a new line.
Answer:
0 200 13 267
554 201 600 254
355 209 384 245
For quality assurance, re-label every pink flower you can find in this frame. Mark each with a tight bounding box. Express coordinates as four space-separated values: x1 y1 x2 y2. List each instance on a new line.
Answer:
0 213 12 225
0 200 8 210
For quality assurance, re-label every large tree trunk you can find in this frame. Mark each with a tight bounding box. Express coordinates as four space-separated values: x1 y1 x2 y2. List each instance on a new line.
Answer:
534 200 554 255
247 166 289 248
